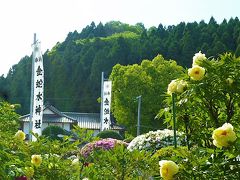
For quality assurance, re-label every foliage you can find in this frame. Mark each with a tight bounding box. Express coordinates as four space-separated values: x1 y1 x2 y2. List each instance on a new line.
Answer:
42 125 72 141
0 101 20 135
153 140 240 179
96 130 124 140
0 134 81 179
0 103 81 179
82 145 159 179
110 55 184 135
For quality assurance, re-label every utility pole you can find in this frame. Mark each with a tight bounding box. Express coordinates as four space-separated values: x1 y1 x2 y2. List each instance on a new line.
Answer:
136 95 141 136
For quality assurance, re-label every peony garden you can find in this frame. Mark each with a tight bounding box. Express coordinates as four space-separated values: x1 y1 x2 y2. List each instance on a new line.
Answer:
1 52 240 179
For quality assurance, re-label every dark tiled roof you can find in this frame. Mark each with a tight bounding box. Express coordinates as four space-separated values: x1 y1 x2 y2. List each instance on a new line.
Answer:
20 104 77 123
20 105 124 130
20 114 77 123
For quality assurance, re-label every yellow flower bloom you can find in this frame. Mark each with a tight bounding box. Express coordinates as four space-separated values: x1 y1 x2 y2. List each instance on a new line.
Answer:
192 51 206 66
14 130 26 141
188 65 205 80
167 80 178 95
159 160 179 180
31 155 42 167
167 79 187 95
212 123 237 148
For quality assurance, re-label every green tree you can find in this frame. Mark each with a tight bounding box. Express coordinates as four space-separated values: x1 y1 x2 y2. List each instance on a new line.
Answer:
110 55 184 135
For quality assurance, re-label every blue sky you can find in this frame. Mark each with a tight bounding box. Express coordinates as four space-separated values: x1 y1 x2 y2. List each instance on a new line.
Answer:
0 0 239 76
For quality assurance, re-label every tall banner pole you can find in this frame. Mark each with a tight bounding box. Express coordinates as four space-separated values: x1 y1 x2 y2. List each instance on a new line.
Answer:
30 34 44 141
100 72 112 131
100 72 104 131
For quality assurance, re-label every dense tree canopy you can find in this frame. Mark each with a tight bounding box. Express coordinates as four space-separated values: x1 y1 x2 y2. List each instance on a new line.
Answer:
0 18 239 118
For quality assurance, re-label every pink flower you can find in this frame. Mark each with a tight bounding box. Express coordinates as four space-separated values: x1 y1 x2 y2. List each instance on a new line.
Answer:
80 138 128 157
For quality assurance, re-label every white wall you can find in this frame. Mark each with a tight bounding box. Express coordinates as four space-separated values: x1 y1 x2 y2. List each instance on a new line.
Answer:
92 129 100 136
23 122 72 133
63 123 70 131
23 122 30 135
42 123 48 130
23 122 102 137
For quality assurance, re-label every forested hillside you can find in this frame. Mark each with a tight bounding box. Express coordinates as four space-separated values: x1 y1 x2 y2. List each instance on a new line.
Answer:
0 17 240 115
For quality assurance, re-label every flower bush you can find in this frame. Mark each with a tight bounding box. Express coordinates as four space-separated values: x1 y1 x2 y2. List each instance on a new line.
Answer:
0 103 87 179
156 52 240 179
127 129 183 153
80 138 128 157
159 52 240 147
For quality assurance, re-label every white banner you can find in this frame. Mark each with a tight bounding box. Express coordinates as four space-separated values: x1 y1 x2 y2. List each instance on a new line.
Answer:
101 80 112 131
31 41 44 141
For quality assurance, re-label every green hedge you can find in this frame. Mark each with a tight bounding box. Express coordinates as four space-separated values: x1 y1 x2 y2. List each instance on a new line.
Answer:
42 125 72 140
96 130 123 140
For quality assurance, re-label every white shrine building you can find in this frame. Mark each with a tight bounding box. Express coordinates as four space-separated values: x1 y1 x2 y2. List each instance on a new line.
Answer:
19 104 124 138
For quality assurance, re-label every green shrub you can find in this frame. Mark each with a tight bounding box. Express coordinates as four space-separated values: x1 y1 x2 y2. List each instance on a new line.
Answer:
96 130 123 140
42 126 71 141
82 145 159 179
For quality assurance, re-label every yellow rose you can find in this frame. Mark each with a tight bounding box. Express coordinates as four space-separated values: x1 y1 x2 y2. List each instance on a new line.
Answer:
192 51 206 66
167 80 178 95
31 155 42 167
159 160 179 180
188 65 205 80
14 130 26 141
167 79 187 95
212 123 237 148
